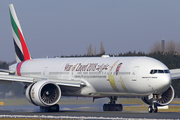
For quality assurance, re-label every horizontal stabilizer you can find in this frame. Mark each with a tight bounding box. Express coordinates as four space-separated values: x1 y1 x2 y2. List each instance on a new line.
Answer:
0 69 15 74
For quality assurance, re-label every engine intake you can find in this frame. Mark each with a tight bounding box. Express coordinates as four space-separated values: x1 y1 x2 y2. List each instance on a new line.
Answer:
142 85 174 106
26 80 61 107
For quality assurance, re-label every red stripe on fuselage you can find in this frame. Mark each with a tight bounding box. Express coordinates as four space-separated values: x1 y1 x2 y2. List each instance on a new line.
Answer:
16 61 24 76
18 28 30 61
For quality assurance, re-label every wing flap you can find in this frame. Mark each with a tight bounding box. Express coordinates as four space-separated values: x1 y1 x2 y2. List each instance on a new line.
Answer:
170 69 180 80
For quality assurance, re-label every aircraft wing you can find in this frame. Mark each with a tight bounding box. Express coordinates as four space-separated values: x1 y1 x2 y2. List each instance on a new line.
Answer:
170 69 180 80
0 72 84 87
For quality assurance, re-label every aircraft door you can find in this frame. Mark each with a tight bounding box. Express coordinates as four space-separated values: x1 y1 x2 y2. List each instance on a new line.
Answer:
132 66 139 81
70 70 74 80
43 67 49 77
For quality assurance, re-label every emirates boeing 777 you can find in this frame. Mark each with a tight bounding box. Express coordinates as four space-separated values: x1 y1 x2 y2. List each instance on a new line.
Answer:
0 4 180 113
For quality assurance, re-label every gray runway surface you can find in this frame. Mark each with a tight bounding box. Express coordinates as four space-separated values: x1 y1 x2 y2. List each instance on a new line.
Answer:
0 105 180 119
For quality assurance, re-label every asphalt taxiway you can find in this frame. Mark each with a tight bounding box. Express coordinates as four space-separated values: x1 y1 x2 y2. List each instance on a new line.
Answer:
0 105 180 119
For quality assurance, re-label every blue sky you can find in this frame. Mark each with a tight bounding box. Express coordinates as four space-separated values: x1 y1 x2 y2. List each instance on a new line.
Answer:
1 0 180 62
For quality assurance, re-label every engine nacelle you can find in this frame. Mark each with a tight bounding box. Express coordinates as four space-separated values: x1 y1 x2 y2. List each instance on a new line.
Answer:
142 85 174 106
26 80 61 107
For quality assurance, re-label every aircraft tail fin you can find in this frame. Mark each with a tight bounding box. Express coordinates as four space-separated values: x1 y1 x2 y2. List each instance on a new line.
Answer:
9 4 31 63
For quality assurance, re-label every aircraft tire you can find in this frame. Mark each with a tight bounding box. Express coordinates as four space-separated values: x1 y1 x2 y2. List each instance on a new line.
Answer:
103 104 123 111
116 104 123 111
40 106 49 112
148 106 153 113
40 104 59 112
148 106 158 113
103 104 109 111
154 106 158 113
49 104 59 112
109 104 115 111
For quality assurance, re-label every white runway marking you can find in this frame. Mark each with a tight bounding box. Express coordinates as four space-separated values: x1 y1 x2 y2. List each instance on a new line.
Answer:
0 115 174 120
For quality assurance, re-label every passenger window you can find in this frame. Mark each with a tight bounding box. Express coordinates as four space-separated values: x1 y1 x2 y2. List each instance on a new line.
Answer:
154 70 157 74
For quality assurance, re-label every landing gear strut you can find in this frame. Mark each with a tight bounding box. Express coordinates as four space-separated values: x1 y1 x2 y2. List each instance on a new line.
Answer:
103 96 123 111
40 104 59 112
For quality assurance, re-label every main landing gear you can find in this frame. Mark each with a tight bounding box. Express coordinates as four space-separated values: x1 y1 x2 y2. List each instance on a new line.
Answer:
103 96 123 111
40 104 59 112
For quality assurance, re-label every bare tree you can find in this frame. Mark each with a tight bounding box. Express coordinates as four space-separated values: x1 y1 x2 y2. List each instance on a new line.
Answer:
87 44 93 56
87 46 90 55
150 40 180 54
166 40 176 53
89 44 93 55
94 46 96 55
176 42 180 54
150 41 161 53
100 41 105 54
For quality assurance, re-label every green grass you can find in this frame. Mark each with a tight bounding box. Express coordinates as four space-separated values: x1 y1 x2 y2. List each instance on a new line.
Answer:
0 98 30 106
117 98 145 104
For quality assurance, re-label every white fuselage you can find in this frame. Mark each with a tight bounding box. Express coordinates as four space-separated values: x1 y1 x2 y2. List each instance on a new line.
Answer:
10 56 171 97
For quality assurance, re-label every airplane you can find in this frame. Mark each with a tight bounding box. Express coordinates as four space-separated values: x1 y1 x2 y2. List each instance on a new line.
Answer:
0 4 180 113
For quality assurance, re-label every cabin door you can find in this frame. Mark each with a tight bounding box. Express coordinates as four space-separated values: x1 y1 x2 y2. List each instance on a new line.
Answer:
132 66 139 81
43 67 49 77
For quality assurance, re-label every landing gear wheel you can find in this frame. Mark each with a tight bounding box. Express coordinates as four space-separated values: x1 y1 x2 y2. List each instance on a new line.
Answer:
154 106 158 113
103 96 123 111
103 104 111 111
103 104 123 111
103 104 109 111
148 106 153 113
40 106 49 112
40 104 59 112
116 104 123 111
49 104 59 112
148 106 158 113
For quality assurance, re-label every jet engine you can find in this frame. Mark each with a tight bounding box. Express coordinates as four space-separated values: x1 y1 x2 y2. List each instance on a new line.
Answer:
26 80 61 107
142 85 174 106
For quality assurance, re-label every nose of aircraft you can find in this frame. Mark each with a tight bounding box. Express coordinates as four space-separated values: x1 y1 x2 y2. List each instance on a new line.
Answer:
161 74 171 88
152 74 171 94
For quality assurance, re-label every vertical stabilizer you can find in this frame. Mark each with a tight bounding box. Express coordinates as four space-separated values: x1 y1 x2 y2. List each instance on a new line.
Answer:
9 4 31 62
